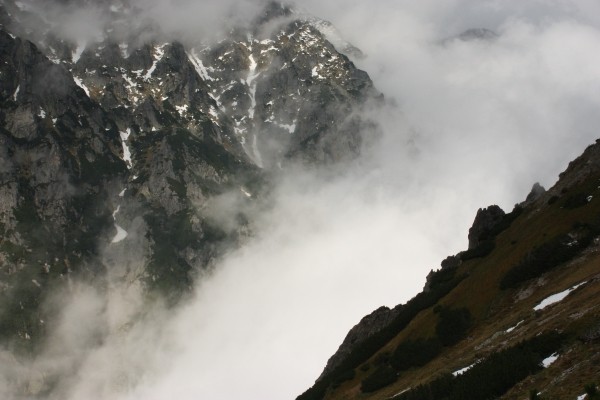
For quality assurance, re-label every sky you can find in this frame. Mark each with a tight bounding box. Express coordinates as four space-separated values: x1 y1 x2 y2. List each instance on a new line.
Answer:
3 0 600 399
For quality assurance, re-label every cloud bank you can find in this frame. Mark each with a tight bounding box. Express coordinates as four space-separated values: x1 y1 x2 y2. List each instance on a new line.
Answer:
3 1 600 399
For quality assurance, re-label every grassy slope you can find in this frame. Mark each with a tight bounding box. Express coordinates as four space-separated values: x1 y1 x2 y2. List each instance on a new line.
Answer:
321 163 600 400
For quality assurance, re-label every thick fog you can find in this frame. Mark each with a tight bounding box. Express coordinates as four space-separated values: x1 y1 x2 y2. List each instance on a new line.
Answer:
3 0 600 399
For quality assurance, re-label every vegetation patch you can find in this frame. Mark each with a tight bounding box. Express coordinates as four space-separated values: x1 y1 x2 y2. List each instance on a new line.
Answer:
435 307 472 347
360 365 398 393
389 338 442 371
393 331 565 400
500 225 597 290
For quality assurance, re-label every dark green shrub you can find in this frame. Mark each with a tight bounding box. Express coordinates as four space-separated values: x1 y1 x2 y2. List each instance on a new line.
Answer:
390 338 442 371
330 369 355 389
563 192 590 209
394 331 564 400
548 195 559 205
500 230 595 290
435 307 472 346
459 240 495 261
585 383 599 398
360 365 398 393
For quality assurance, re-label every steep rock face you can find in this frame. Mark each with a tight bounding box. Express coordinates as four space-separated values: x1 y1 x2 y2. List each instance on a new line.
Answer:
524 182 546 204
0 0 382 343
467 205 506 250
317 305 402 381
0 29 126 343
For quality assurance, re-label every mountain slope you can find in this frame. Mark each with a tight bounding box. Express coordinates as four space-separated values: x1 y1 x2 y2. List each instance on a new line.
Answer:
0 0 381 348
299 140 600 400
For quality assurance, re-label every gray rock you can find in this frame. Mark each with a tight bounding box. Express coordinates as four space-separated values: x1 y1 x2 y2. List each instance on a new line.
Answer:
467 205 505 249
317 305 401 381
524 182 546 203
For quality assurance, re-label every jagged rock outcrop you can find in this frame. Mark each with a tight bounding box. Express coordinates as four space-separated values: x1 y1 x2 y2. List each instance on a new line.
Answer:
467 205 506 250
317 305 402 381
524 182 546 203
423 255 461 292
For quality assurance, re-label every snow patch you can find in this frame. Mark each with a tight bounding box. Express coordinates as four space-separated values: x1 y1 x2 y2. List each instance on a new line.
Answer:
110 205 128 243
278 122 296 134
505 320 524 333
119 129 133 169
38 108 46 119
391 388 411 398
244 44 261 123
176 104 189 116
452 361 478 376
251 132 263 168
31 279 41 288
534 282 587 311
119 189 126 197
12 85 19 101
311 65 324 79
73 76 90 97
578 394 588 400
144 43 168 81
112 225 128 243
541 353 559 368
187 49 214 81
240 187 252 198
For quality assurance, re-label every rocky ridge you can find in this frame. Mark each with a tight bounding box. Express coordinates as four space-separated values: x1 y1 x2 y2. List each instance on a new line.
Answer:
298 140 600 400
0 0 380 345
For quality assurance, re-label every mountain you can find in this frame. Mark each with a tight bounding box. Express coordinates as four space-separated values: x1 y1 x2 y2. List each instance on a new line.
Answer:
297 140 600 399
0 0 380 351
3 1 599 399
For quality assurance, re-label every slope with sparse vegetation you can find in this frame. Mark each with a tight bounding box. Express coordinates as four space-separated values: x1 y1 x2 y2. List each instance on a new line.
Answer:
298 139 600 400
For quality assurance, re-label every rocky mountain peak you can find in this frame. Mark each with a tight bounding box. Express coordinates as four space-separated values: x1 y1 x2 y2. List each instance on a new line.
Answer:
0 0 382 349
467 205 506 250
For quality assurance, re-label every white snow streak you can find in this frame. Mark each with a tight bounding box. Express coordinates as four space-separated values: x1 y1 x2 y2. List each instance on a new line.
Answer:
144 44 167 81
119 129 133 169
245 44 260 121
12 85 19 101
534 282 587 311
187 49 213 81
541 353 559 368
110 205 128 244
251 132 263 168
505 320 524 333
240 187 252 198
278 122 297 134
452 361 478 376
73 76 90 97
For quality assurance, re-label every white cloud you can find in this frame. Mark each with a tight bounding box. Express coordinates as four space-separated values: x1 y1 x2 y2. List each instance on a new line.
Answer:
4 1 600 399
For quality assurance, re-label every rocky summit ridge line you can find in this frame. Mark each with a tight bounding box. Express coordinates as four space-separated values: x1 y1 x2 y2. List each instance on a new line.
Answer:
0 0 380 350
